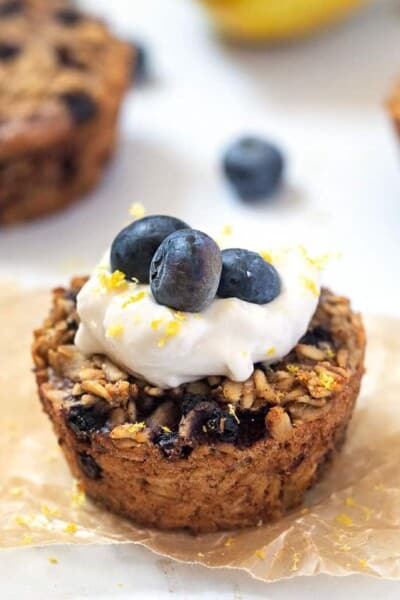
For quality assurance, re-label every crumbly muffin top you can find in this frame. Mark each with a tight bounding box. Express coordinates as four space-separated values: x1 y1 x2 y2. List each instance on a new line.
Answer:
33 278 365 458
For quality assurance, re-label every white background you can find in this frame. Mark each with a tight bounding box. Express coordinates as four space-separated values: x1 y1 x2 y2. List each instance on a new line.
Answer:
1 0 400 597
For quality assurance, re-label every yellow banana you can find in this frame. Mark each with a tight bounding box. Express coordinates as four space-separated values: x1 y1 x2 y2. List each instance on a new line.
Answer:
199 0 370 42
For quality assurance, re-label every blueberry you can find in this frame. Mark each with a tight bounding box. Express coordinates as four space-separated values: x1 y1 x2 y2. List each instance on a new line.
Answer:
0 1 23 17
205 408 239 443
150 229 222 312
131 42 147 83
111 215 189 284
300 326 332 346
54 8 83 26
0 43 21 61
66 403 109 440
217 248 281 305
78 452 102 479
223 136 284 201
55 46 85 70
60 92 98 124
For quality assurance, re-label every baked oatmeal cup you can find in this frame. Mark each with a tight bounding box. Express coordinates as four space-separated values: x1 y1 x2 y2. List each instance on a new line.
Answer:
32 216 365 532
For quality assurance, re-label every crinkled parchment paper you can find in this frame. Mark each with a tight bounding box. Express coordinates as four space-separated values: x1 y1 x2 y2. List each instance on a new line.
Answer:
1 283 400 581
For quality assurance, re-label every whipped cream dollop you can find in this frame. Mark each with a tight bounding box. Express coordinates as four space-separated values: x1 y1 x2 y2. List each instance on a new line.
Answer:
75 247 321 389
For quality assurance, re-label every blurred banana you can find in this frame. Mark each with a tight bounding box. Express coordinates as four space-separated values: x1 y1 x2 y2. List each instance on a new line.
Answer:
199 0 370 42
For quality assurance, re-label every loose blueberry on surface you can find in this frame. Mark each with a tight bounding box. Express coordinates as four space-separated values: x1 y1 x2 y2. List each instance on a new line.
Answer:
111 215 189 284
60 91 98 124
54 8 83 25
217 248 281 305
223 136 284 201
78 452 102 479
131 41 147 83
0 0 23 17
150 229 222 312
0 43 21 61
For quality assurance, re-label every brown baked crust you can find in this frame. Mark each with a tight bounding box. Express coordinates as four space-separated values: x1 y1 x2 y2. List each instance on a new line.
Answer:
0 0 132 224
32 280 366 532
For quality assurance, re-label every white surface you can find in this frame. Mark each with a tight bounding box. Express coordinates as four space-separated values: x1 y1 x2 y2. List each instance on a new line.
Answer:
1 0 400 597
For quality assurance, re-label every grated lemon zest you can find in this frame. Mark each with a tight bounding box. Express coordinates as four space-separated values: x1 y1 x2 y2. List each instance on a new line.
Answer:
48 557 58 565
266 347 276 356
106 323 124 338
63 523 77 534
129 202 145 219
98 270 128 293
336 513 353 527
255 549 265 560
158 320 181 348
41 504 60 518
259 250 273 264
128 422 146 434
122 291 147 308
151 318 164 330
301 276 319 297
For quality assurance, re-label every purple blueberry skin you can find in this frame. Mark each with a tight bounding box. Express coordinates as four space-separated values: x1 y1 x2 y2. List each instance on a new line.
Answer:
223 136 284 201
217 248 281 304
150 229 222 312
110 215 189 283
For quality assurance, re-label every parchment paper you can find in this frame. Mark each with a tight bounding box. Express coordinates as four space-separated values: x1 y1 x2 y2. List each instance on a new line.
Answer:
1 283 399 581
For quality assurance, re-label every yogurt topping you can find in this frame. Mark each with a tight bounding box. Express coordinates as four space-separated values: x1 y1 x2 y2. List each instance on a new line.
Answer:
75 246 321 389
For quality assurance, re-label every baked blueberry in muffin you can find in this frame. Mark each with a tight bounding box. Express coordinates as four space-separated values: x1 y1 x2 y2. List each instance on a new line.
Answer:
33 215 365 532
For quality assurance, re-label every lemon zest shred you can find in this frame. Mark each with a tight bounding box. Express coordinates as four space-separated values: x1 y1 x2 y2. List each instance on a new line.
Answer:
129 202 145 220
122 291 147 308
259 250 273 264
161 426 172 433
106 323 124 338
63 523 77 534
151 318 164 330
21 535 33 546
336 513 353 527
319 371 336 390
48 557 58 565
127 422 146 434
98 270 128 293
254 549 265 560
301 276 319 297
345 496 356 507
158 320 181 348
266 346 276 356
41 504 60 518
225 537 235 547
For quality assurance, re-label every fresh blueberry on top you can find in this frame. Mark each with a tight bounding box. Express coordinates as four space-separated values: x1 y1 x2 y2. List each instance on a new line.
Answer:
111 215 189 283
131 41 147 83
223 136 284 201
150 229 222 312
217 248 281 304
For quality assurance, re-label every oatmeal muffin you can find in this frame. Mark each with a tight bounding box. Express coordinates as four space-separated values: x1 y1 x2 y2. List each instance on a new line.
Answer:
32 217 365 532
0 0 133 224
